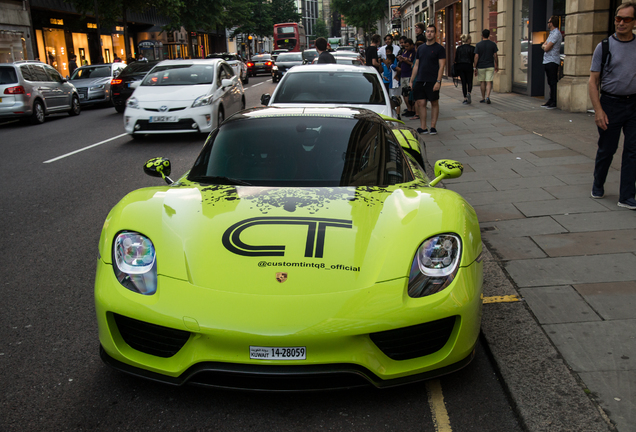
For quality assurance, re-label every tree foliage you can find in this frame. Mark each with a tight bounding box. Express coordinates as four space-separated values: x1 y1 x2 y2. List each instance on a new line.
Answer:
270 0 302 25
314 19 329 38
331 0 387 38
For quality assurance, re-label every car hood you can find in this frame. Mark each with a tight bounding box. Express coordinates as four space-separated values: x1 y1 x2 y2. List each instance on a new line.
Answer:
270 102 391 117
132 85 211 102
275 62 303 67
70 77 111 87
99 183 481 295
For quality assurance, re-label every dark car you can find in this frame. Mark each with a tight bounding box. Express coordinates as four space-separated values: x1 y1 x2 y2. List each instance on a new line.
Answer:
271 52 303 83
302 49 318 64
111 60 160 113
246 54 273 77
271 49 288 61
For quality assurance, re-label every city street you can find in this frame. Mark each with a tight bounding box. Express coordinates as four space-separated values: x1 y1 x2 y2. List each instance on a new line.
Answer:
0 75 523 431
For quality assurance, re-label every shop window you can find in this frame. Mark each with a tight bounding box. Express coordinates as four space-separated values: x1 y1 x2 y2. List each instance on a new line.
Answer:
42 28 69 75
72 33 91 66
513 0 530 87
101 35 113 63
436 10 446 46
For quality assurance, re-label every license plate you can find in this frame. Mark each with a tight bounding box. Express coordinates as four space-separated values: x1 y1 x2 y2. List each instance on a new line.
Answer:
79 94 85 99
250 346 306 360
255 62 263 66
150 115 178 123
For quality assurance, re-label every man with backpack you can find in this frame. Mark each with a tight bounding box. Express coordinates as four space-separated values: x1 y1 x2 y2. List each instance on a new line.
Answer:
588 1 636 210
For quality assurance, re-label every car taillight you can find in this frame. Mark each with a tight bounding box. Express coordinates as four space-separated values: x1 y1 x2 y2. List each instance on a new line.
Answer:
111 79 123 85
247 62 254 67
266 62 272 66
4 86 25 95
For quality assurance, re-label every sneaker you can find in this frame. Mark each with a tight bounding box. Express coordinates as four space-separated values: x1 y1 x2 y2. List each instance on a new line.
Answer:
545 103 557 109
467 93 471 104
402 109 409 115
406 111 416 116
541 102 551 108
618 198 636 210
462 100 469 104
486 98 491 104
591 184 605 199
429 127 438 135
417 128 429 134
480 99 486 103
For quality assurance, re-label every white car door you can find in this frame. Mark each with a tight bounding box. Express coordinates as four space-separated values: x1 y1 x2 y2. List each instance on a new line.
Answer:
220 62 241 114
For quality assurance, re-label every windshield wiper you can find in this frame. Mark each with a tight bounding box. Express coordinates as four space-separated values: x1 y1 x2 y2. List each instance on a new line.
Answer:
190 176 252 186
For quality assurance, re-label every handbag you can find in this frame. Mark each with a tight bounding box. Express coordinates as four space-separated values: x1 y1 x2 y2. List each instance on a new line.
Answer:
450 63 458 78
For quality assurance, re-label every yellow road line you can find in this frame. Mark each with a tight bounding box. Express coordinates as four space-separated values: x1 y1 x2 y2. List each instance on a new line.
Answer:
426 379 452 432
483 295 520 304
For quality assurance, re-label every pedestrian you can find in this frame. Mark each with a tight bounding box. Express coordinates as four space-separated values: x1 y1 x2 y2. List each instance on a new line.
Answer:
454 34 475 104
397 38 416 116
315 37 336 64
542 16 563 109
473 29 498 104
68 53 78 76
588 1 636 209
414 22 426 44
382 50 401 118
378 34 396 60
409 24 446 135
365 34 382 71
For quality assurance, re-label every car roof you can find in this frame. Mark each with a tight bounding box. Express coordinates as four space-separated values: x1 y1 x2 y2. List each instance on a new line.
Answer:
154 59 223 66
283 64 376 74
225 106 383 125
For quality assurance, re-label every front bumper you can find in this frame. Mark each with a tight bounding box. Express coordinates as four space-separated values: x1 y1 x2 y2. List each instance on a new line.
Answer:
123 105 214 134
76 87 111 105
95 259 483 389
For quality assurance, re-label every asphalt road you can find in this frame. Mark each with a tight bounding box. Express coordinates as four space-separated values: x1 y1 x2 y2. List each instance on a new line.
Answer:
0 75 522 431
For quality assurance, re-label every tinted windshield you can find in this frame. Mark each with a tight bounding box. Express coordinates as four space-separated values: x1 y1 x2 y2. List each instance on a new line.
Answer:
142 64 215 86
272 72 385 105
188 115 411 187
71 66 111 79
302 50 318 61
119 62 158 76
207 54 236 61
0 67 18 84
276 53 303 62
252 55 272 61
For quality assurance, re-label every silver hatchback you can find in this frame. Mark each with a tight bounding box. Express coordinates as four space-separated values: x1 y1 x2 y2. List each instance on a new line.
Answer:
0 61 80 125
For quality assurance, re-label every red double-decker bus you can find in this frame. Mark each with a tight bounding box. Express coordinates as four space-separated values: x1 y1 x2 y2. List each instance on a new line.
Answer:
273 23 307 52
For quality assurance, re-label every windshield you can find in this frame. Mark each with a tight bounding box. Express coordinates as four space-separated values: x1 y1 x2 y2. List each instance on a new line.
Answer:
252 55 272 61
142 64 215 86
71 66 111 79
302 50 318 62
272 72 385 105
119 62 158 77
207 54 236 61
335 58 363 65
276 53 303 62
188 115 411 187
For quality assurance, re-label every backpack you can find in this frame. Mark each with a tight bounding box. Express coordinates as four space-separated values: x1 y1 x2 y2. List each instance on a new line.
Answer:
600 38 611 80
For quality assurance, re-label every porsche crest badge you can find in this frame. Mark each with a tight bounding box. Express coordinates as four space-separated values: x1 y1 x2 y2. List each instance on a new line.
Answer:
276 272 288 283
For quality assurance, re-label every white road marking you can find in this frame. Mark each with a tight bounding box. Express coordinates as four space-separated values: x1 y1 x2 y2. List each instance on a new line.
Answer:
43 133 129 163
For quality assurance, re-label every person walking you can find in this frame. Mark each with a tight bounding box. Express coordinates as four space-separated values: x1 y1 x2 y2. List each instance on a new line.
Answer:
473 29 498 104
365 34 382 71
454 34 475 104
414 22 426 44
315 37 336 64
378 34 395 60
409 24 446 135
397 38 416 116
588 1 636 210
68 54 78 76
542 16 563 109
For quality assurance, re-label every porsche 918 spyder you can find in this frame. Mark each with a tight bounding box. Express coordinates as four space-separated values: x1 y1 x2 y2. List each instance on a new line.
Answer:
95 106 483 391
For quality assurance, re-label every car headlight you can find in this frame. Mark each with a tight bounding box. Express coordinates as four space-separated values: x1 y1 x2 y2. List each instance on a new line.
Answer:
113 231 157 295
272 65 278 71
126 97 139 109
192 95 213 107
408 234 461 298
90 84 105 90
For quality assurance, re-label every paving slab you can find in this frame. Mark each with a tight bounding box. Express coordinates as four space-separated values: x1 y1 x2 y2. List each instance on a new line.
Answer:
505 254 636 287
480 216 565 237
532 229 636 257
482 234 547 260
543 320 636 372
553 212 636 233
542 183 618 199
554 171 620 185
471 202 526 222
444 180 496 195
465 147 512 156
462 188 557 206
443 167 521 182
579 370 636 432
513 197 610 217
529 155 594 167
532 149 582 158
518 285 601 324
511 162 595 177
505 142 569 153
574 282 636 320
488 175 566 191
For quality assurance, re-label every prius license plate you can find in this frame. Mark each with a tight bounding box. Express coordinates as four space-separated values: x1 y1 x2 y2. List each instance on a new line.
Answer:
250 346 306 360
150 115 178 123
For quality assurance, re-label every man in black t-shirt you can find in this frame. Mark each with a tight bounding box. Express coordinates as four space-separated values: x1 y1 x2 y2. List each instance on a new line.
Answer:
316 37 336 64
473 29 499 104
365 34 381 71
414 22 426 44
409 24 446 135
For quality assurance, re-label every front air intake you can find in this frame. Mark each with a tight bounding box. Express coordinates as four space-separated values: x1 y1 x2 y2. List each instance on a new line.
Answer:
113 313 190 358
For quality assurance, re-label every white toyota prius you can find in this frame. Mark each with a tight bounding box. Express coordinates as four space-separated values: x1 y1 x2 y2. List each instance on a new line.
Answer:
124 59 245 138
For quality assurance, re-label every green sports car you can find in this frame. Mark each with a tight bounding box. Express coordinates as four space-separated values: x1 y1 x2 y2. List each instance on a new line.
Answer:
95 107 483 390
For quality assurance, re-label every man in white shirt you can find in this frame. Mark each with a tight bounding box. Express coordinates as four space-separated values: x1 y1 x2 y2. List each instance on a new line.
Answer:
541 16 563 109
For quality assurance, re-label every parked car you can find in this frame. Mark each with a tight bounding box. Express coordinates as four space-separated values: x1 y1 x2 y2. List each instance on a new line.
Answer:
95 106 482 390
302 49 318 64
0 60 80 124
206 53 249 85
111 60 161 113
123 59 245 138
246 54 273 76
261 64 395 118
271 52 303 83
70 63 126 106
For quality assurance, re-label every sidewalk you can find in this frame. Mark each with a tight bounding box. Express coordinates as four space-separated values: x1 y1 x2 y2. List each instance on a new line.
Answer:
404 82 635 431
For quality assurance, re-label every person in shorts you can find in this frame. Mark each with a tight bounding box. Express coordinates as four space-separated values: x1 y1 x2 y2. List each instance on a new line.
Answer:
398 38 416 116
473 29 498 104
409 25 445 135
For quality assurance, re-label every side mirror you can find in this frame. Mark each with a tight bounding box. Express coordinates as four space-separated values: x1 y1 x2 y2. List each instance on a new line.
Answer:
130 81 140 89
221 78 233 88
144 157 174 184
260 93 271 106
113 70 120 78
429 159 463 187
